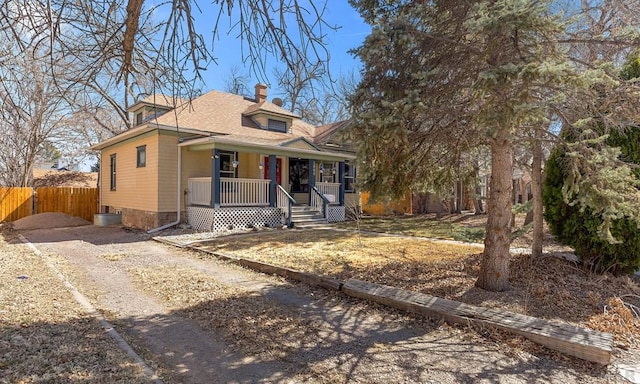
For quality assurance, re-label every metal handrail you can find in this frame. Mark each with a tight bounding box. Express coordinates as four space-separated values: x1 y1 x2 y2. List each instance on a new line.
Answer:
277 184 296 227
310 185 330 219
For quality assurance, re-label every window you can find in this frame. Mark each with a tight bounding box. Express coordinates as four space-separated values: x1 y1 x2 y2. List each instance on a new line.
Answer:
136 145 146 167
267 119 287 132
219 151 238 178
344 161 356 192
320 162 335 183
110 154 117 190
135 112 143 126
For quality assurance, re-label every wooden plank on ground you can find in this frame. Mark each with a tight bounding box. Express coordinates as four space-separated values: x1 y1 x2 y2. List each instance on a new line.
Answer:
342 278 613 364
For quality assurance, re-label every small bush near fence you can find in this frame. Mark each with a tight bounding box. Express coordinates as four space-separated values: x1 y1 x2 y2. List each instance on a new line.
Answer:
0 187 98 223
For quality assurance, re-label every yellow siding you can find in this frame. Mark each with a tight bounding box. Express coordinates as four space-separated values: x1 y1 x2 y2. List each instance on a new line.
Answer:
182 148 211 188
238 153 262 179
100 132 159 212
157 132 179 212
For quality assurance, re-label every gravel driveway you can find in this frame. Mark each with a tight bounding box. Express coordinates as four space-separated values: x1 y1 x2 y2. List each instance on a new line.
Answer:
20 225 623 383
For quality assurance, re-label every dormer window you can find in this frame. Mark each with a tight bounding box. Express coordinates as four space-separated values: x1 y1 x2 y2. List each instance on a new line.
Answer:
267 119 287 132
135 112 143 126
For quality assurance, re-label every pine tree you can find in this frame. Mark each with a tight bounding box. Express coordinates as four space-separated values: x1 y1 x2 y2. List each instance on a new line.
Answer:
349 0 640 290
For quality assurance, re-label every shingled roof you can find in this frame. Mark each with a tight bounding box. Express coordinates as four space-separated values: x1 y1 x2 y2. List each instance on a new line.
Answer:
145 90 316 146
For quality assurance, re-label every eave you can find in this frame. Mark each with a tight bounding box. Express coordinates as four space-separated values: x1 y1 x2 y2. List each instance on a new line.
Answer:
179 136 356 162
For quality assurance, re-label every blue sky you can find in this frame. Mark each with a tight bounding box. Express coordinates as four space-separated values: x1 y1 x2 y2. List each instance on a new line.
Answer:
180 1 370 93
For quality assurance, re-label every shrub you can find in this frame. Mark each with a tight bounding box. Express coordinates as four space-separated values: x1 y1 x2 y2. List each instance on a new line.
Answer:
543 132 640 274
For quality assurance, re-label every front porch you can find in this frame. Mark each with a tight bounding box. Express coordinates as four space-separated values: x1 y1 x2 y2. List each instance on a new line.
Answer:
179 136 355 232
185 176 346 231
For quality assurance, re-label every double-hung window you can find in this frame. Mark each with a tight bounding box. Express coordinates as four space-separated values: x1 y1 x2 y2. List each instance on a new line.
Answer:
320 162 335 183
344 161 356 192
219 151 238 178
136 145 146 167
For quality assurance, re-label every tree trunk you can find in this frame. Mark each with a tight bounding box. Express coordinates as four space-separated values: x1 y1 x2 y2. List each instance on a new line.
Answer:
476 130 513 291
455 180 463 213
473 160 484 214
531 129 544 258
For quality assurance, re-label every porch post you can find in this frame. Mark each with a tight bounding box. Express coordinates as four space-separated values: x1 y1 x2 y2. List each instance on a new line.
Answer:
338 161 345 206
211 149 221 208
269 154 277 207
308 159 316 205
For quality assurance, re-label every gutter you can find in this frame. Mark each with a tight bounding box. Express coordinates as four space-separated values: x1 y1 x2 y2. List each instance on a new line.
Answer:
147 144 182 234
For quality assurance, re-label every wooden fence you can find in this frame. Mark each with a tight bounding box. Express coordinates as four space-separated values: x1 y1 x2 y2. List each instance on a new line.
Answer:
361 190 413 216
0 187 99 223
0 188 34 222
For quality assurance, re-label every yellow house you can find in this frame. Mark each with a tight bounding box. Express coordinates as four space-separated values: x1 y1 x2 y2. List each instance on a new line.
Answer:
91 84 357 231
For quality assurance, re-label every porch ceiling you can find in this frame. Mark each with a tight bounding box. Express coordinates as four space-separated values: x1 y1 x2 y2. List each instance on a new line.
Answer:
179 136 356 161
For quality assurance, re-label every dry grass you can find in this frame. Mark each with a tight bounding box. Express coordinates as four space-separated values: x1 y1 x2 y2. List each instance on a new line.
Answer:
336 213 487 242
0 225 148 384
201 229 480 277
129 265 330 361
196 225 640 349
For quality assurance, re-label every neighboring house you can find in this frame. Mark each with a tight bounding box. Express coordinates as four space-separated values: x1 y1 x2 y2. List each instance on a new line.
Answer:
32 169 98 188
91 84 357 231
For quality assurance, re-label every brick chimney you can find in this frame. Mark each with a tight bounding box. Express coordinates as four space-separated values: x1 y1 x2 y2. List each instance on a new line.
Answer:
255 83 267 103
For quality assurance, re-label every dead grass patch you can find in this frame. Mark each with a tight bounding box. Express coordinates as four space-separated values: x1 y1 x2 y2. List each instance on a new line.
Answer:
0 225 148 383
336 213 485 241
196 227 640 347
129 265 328 361
202 229 479 276
100 253 128 261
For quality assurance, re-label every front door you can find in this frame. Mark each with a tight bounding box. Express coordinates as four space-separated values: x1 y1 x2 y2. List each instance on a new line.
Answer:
263 157 282 185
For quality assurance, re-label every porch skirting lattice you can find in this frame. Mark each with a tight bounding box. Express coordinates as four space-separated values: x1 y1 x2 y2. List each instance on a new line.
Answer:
187 206 282 232
327 206 345 223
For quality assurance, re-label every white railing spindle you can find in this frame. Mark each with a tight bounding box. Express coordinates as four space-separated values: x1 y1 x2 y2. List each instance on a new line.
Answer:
316 182 340 204
188 177 271 207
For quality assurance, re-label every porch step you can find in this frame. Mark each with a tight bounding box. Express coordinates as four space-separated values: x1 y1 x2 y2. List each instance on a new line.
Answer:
289 205 328 228
293 219 331 229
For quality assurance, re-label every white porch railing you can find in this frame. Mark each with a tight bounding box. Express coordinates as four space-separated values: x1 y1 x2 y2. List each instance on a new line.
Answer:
187 177 271 207
316 182 340 204
276 185 296 227
188 177 211 206
221 178 270 206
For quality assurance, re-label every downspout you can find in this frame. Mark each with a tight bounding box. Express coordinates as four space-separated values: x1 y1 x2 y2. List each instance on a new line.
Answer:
147 144 182 234
98 156 102 214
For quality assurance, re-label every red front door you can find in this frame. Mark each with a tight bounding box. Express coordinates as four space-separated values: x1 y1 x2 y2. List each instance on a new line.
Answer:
263 157 282 185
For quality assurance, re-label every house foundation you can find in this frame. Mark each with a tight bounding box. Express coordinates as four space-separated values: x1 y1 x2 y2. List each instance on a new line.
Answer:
120 208 179 231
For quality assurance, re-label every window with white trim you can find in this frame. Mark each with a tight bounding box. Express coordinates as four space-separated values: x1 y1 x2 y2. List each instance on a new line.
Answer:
319 162 335 183
344 161 356 192
136 145 146 167
219 151 238 178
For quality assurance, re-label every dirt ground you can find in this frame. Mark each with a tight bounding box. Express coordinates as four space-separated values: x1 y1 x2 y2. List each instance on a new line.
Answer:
3 222 632 383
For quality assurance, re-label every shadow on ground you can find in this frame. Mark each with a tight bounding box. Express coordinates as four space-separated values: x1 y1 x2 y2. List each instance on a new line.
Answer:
1 285 611 384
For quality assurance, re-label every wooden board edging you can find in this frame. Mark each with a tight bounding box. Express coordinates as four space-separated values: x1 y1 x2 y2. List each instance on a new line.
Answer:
156 238 612 365
342 278 613 365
